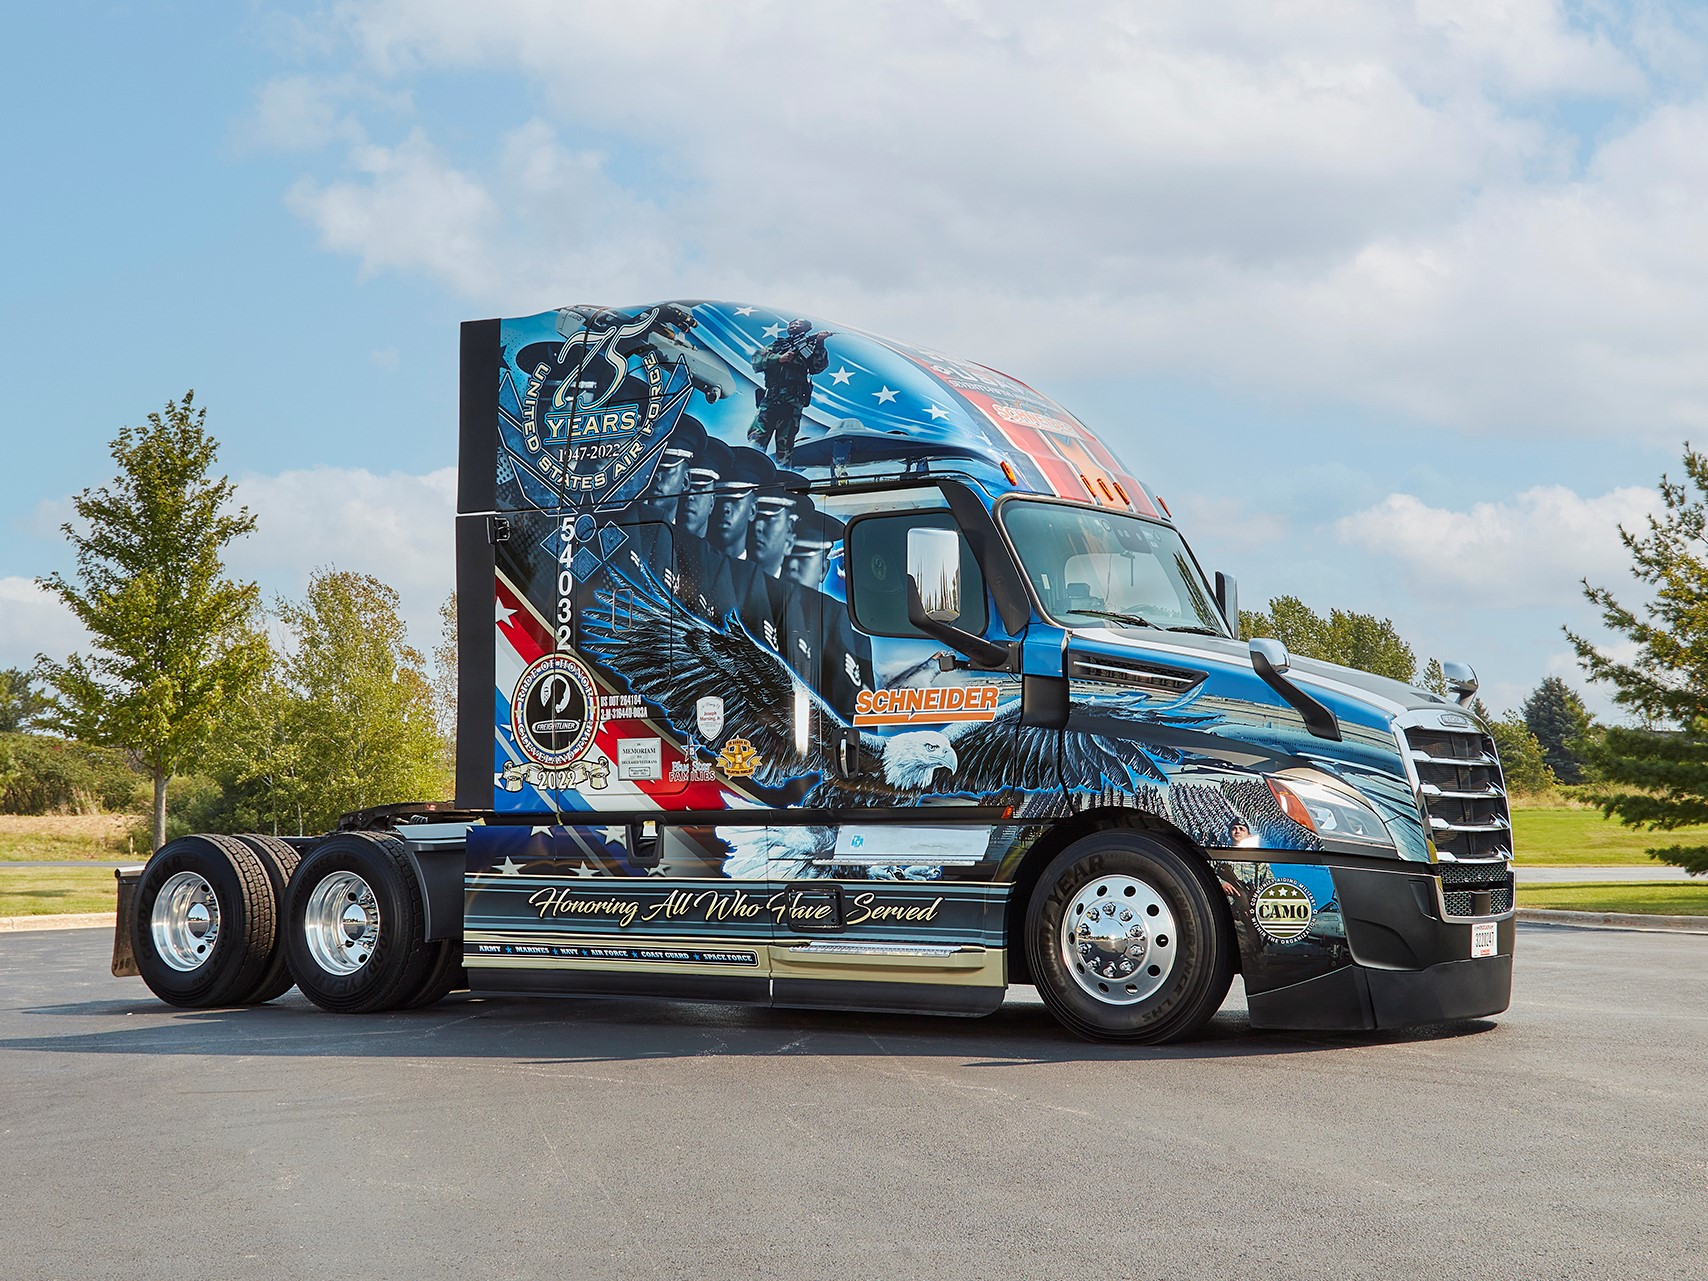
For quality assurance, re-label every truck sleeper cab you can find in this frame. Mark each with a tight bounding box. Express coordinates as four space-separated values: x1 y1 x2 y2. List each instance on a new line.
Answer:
116 300 1513 1043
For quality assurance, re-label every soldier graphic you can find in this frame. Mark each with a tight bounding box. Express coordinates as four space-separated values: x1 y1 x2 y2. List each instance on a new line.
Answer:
749 318 831 469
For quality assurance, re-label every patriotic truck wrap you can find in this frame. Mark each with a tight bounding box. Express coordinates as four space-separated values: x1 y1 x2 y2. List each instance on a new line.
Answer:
115 301 1515 1043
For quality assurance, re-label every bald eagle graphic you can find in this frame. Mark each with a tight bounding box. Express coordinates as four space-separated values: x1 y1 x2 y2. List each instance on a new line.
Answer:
581 576 1223 819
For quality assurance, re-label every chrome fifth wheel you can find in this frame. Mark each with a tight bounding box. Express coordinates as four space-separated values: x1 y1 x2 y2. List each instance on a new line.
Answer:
1027 831 1234 1044
131 835 278 1008
285 832 433 1014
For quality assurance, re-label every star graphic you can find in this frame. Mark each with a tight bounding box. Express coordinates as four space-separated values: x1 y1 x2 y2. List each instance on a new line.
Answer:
495 856 523 876
925 403 951 420
529 825 555 836
829 366 855 385
596 825 626 847
734 306 756 316
496 598 518 628
762 323 785 339
873 386 899 404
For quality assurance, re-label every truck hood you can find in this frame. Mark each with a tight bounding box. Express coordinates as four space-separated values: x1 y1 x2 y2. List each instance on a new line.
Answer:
1069 626 1461 722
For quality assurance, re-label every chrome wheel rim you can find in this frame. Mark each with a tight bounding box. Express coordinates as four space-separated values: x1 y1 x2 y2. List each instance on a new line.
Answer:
303 871 380 976
151 871 221 972
1061 873 1178 1005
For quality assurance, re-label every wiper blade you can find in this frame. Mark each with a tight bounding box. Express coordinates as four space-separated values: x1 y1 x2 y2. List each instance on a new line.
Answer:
1067 608 1153 628
1165 625 1223 636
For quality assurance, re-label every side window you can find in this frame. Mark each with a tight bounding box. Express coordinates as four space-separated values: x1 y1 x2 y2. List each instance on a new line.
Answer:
846 510 987 638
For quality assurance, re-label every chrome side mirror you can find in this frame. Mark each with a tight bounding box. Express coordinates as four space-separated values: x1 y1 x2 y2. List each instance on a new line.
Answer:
1249 637 1289 673
907 527 962 623
1442 661 1479 708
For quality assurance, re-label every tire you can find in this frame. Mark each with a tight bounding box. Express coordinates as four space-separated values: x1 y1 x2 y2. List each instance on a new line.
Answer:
1025 830 1235 1044
131 834 277 1009
284 831 434 1014
233 834 303 1004
399 938 467 1009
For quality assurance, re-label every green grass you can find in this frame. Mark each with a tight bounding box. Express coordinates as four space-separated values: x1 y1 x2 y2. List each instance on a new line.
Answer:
1510 803 1708 867
0 866 117 916
1516 880 1708 916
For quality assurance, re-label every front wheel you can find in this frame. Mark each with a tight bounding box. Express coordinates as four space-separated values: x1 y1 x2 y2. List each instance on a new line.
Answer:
284 832 433 1014
1026 831 1234 1044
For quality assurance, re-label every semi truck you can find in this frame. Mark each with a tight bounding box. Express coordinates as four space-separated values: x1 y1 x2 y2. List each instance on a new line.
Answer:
113 300 1516 1043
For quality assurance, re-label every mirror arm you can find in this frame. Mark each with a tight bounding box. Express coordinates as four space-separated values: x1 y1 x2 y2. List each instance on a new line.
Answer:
907 578 1014 670
1248 640 1342 741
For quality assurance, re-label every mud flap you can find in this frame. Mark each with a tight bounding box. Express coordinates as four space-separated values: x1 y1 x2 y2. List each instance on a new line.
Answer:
110 865 145 978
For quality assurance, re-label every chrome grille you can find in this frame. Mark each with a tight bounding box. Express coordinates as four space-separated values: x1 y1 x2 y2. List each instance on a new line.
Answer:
1443 885 1514 916
1437 858 1515 917
1404 722 1513 862
1067 652 1204 698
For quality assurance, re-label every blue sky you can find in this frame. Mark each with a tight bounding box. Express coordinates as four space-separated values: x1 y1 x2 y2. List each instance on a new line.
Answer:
4 0 1705 720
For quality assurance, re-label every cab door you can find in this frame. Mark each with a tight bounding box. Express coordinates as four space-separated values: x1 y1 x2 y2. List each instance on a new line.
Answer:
765 489 1020 1014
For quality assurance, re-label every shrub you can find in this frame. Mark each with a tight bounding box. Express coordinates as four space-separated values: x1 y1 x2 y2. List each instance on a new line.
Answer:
0 733 145 814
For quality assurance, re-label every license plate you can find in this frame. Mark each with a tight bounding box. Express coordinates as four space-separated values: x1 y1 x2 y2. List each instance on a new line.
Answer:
1471 921 1498 959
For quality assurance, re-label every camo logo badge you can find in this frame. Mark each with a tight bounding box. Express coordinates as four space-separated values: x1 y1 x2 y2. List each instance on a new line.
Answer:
1252 880 1315 943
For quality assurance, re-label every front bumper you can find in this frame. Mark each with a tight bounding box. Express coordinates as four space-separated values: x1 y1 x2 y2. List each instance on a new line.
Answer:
1246 951 1513 1031
1241 861 1514 1032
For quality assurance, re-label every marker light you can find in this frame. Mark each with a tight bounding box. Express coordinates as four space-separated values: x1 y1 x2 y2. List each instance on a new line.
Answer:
1097 477 1115 502
1000 459 1020 486
1079 473 1099 501
1268 779 1316 831
1112 480 1132 506
1156 494 1171 517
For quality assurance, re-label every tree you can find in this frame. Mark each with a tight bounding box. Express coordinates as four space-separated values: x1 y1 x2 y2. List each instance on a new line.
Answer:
1521 677 1594 784
168 640 305 837
1241 595 1417 683
35 393 268 850
1487 717 1556 796
431 592 457 745
276 569 451 833
1568 445 1708 874
0 668 49 733
1419 658 1447 698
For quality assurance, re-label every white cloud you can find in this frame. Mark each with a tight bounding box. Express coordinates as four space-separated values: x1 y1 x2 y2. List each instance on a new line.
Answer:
0 577 88 670
245 75 359 151
259 0 1708 440
1333 483 1658 607
232 464 458 649
285 130 502 297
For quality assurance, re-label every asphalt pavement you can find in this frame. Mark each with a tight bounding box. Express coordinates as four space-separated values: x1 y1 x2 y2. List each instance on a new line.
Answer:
2 926 1704 1281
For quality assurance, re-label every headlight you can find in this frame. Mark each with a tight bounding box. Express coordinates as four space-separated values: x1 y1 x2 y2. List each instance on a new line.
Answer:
1268 777 1394 848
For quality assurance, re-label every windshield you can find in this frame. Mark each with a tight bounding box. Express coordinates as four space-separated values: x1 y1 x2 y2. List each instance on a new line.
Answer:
999 499 1228 636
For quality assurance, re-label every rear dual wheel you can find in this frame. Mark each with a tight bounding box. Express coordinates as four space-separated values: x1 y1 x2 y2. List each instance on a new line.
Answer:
285 831 462 1014
233 833 301 1003
132 835 278 1008
1026 831 1235 1044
